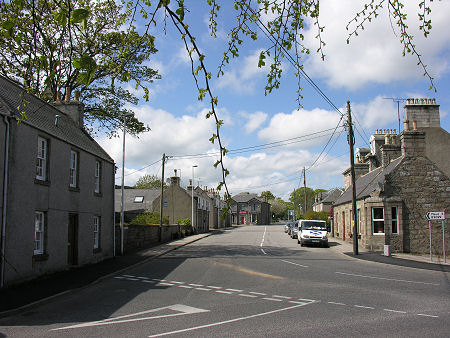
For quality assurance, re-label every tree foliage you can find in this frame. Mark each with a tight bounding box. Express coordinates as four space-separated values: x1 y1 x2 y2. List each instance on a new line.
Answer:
269 197 290 220
130 211 168 225
134 174 164 189
0 0 160 136
260 190 275 201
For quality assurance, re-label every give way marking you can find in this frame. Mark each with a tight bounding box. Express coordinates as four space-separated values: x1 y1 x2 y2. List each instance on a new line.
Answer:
51 304 209 331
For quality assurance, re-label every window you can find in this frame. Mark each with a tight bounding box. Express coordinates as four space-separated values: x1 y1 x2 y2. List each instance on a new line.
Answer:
94 160 101 193
372 207 385 234
93 216 100 249
134 196 144 203
391 207 398 234
34 211 45 255
357 208 361 235
69 150 78 187
36 137 47 180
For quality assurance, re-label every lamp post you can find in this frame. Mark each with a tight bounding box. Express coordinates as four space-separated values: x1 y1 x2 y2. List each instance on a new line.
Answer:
120 112 134 256
191 165 197 231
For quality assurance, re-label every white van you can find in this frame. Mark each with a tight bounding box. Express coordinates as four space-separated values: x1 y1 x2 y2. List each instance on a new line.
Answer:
297 220 328 247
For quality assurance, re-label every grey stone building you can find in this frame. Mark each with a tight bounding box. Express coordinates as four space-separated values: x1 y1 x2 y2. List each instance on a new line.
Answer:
333 98 449 255
312 188 344 213
231 193 271 225
0 76 115 287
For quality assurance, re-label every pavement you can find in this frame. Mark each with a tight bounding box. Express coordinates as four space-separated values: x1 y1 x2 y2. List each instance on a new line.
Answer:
1 227 449 317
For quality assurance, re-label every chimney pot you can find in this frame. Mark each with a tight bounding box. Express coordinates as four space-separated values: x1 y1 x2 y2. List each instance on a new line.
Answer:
413 120 418 131
403 120 409 131
384 134 390 144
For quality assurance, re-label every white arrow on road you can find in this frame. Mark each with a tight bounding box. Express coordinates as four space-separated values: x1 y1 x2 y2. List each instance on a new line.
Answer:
51 304 209 331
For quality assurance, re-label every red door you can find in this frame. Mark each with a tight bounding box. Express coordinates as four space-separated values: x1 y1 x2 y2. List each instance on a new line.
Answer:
240 216 245 224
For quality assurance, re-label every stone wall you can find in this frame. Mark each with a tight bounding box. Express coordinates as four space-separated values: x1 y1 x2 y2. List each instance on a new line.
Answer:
115 224 193 253
386 156 450 255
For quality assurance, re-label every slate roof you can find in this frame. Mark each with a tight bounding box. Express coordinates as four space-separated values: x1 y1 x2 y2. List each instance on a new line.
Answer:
318 188 344 204
114 189 160 212
232 193 266 204
334 157 403 206
0 75 113 162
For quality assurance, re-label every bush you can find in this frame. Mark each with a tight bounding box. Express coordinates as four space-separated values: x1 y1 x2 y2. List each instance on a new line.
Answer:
130 212 169 225
177 218 191 226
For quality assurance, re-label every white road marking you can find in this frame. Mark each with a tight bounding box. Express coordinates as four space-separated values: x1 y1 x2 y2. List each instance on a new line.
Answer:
328 302 346 306
152 278 163 281
125 278 139 281
123 275 135 278
262 297 283 302
383 309 407 314
157 282 174 286
207 286 222 289
51 305 209 331
114 276 125 279
177 285 192 289
354 305 375 309
170 281 184 284
417 314 439 318
260 226 267 247
148 303 311 337
298 298 316 302
142 280 157 284
195 287 211 291
261 248 267 255
289 301 308 305
281 260 308 268
335 271 440 286
238 294 258 298
249 291 267 296
226 288 243 292
137 276 149 280
216 290 233 294
272 295 292 299
189 283 204 287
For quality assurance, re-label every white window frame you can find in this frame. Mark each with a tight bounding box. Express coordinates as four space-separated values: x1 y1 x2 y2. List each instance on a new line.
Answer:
391 206 398 234
93 216 100 249
36 137 47 180
372 207 385 235
94 160 101 193
34 211 45 255
69 150 78 188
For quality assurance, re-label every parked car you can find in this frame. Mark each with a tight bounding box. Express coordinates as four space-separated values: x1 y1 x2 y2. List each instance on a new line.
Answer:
298 219 328 247
290 221 299 239
284 221 294 233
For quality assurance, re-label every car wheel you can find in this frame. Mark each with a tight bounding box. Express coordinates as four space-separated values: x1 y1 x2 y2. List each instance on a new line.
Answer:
300 241 304 247
297 239 300 244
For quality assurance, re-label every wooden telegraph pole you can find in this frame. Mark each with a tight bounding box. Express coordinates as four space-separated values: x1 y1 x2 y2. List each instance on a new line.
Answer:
303 167 307 216
159 153 166 242
347 101 358 255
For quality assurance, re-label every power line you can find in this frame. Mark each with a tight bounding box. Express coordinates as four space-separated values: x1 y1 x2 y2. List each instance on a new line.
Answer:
115 158 162 180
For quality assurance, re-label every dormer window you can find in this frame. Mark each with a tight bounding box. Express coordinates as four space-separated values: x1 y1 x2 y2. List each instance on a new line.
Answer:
134 196 144 203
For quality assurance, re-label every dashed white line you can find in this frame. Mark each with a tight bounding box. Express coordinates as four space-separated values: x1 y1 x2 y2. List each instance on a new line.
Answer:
123 275 135 278
281 260 308 268
238 294 258 298
142 280 157 284
226 288 243 292
383 309 407 314
272 295 292 299
289 301 308 305
328 302 346 306
188 283 204 287
137 276 149 280
417 314 439 318
158 282 174 286
125 278 139 281
249 292 267 296
335 271 439 286
152 279 164 282
195 288 211 291
170 281 184 284
114 276 125 279
261 248 267 255
216 290 233 294
262 297 283 302
177 285 192 289
298 298 316 302
260 226 267 247
354 305 375 309
207 286 222 289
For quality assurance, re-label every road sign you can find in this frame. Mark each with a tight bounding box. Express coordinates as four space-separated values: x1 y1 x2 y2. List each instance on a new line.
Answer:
426 211 445 221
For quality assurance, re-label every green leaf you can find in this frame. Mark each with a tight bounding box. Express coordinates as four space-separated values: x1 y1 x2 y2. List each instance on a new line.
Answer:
54 10 67 26
73 55 96 70
71 8 89 24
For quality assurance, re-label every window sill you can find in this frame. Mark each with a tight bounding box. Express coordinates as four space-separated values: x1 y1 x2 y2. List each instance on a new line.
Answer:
33 253 49 262
34 179 50 186
69 186 80 192
94 192 103 198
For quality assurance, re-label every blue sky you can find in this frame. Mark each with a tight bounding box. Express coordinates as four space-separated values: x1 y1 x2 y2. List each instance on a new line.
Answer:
98 0 450 201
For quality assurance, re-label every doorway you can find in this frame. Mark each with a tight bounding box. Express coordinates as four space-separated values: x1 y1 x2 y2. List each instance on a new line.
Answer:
68 213 78 265
240 216 245 225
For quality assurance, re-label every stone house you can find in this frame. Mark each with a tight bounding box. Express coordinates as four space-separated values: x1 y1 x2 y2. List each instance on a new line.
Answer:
333 98 449 254
312 188 344 213
207 188 230 229
193 186 212 233
231 192 271 225
0 76 115 287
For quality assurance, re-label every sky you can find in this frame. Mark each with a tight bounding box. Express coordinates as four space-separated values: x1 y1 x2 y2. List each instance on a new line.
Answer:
98 0 450 201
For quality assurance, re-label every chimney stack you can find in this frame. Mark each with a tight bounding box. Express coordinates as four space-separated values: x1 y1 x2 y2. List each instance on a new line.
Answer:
52 88 85 128
404 98 440 129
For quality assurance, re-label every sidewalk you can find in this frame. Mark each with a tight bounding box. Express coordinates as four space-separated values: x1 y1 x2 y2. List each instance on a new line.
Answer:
329 237 450 272
0 232 213 316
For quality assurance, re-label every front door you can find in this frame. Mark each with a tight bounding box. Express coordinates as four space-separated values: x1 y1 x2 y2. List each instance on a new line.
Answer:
68 213 78 265
342 211 346 241
240 216 245 224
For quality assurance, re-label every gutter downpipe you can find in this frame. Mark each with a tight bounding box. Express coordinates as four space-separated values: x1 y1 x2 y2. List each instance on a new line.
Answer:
1 115 10 288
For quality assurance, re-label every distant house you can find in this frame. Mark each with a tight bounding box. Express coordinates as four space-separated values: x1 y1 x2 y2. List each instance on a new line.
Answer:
0 76 115 287
312 188 344 213
333 98 449 254
207 188 231 229
231 193 271 225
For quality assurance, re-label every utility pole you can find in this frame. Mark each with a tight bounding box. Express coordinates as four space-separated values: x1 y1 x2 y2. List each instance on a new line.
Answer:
303 167 307 216
347 101 358 255
159 153 166 242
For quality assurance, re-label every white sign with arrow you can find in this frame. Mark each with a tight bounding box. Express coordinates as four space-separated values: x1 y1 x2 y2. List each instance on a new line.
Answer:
426 211 445 221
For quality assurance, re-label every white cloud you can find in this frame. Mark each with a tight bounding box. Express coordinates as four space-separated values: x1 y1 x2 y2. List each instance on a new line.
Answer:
352 96 398 130
302 0 450 90
258 107 343 147
242 111 268 133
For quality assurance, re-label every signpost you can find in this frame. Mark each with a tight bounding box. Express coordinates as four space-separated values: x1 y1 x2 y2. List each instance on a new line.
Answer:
426 212 446 263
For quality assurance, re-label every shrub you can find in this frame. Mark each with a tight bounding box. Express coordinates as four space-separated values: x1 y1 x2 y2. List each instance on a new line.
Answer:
131 212 169 225
177 218 191 226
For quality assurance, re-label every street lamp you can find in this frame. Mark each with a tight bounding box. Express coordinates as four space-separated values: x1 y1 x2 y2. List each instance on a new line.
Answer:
191 165 197 232
120 112 134 256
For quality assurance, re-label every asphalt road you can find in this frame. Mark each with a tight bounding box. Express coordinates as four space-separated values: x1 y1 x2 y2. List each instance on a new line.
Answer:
1 225 449 337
